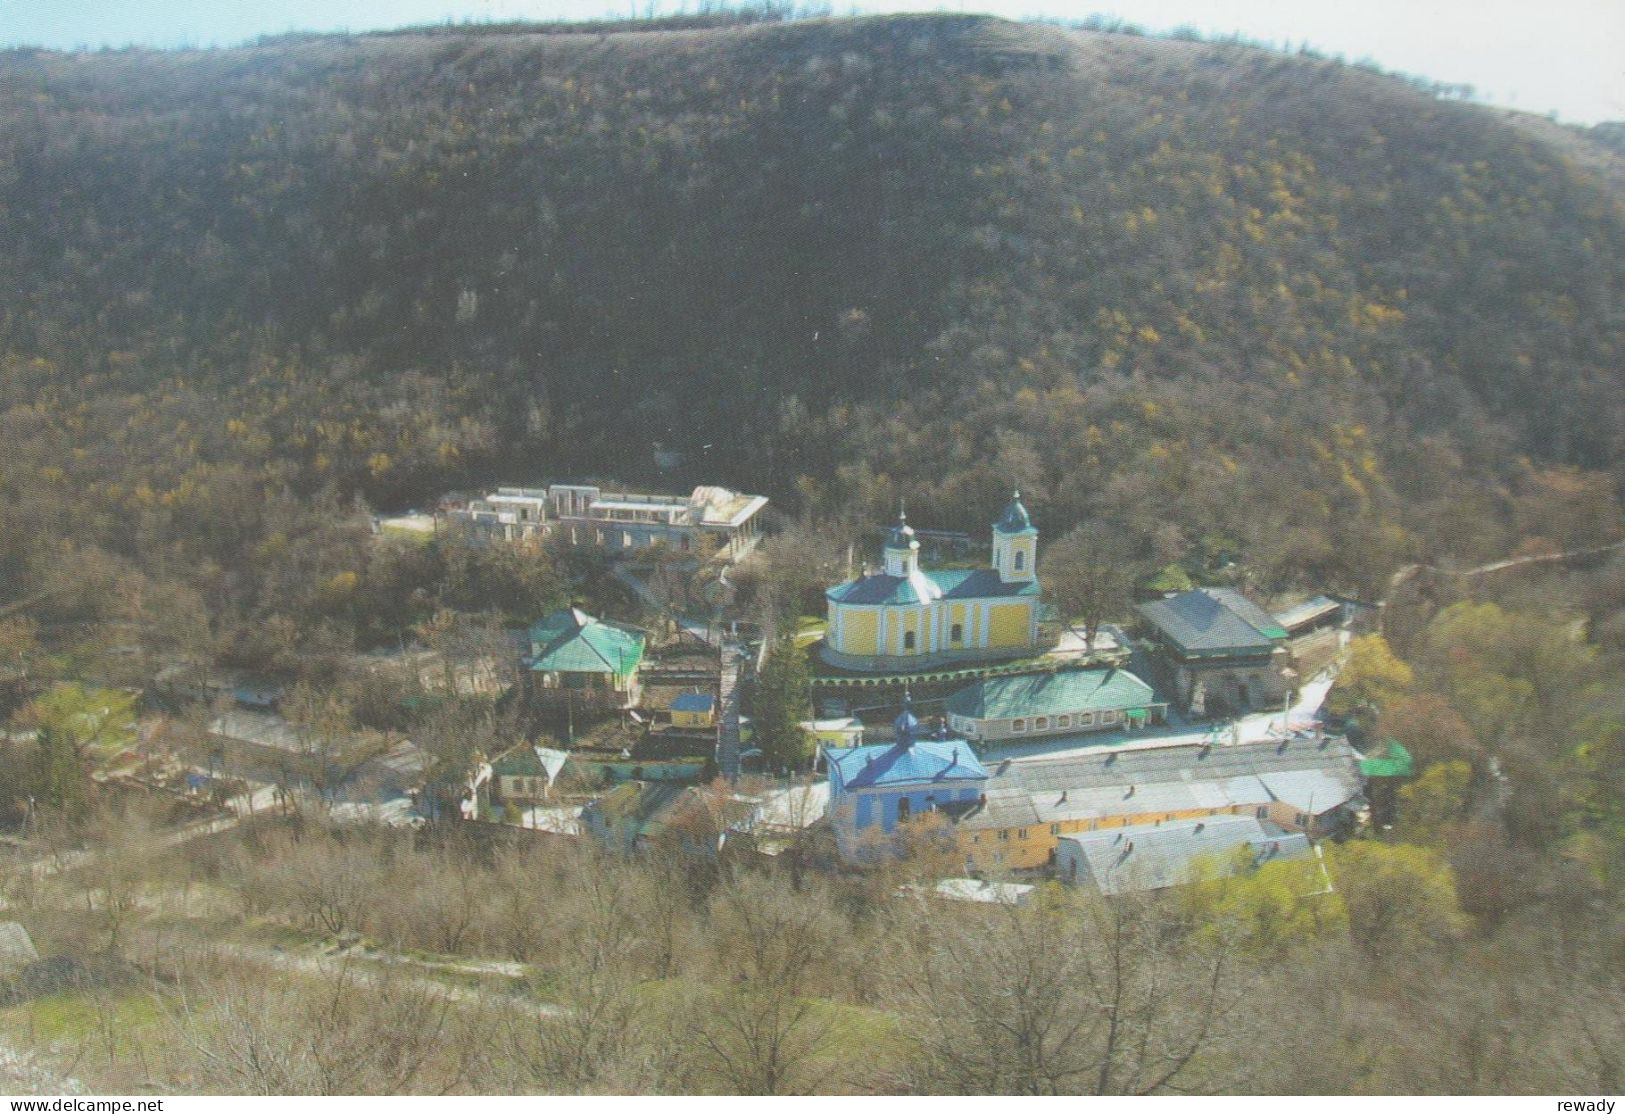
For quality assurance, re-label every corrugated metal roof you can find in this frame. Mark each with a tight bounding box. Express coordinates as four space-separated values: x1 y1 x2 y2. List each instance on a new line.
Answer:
1258 768 1362 812
1061 816 1311 895
957 734 1361 829
1137 588 1288 654
946 667 1156 720
1273 595 1342 631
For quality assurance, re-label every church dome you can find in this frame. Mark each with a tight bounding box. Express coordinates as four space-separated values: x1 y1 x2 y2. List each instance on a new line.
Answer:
893 691 920 742
885 509 917 550
994 490 1033 534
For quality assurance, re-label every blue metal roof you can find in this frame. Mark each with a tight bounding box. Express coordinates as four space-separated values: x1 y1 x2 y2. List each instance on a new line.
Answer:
671 691 715 713
828 738 989 790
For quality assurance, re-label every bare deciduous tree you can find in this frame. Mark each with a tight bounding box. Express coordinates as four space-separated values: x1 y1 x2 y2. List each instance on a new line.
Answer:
891 889 1252 1095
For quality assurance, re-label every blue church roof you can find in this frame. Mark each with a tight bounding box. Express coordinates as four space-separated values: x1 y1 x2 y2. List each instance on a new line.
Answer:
828 738 989 790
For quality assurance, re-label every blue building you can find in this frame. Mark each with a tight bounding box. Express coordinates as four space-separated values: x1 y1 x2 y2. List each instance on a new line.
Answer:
825 694 989 862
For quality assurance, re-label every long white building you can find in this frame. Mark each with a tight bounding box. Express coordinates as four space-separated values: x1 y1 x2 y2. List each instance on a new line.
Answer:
446 482 767 561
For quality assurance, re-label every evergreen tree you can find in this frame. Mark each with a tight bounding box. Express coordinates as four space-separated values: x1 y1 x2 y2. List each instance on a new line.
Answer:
32 722 88 816
753 633 813 772
22 683 138 818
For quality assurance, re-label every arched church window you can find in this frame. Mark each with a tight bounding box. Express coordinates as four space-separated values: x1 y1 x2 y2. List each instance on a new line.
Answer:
1014 550 1025 570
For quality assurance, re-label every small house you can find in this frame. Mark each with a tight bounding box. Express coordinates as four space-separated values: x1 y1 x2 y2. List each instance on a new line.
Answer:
523 608 647 711
669 690 717 729
489 745 570 806
800 717 865 750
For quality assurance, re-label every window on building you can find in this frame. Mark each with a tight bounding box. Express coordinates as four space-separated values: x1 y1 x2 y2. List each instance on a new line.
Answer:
897 798 911 822
1014 550 1025 570
950 622 963 642
1101 709 1118 724
1049 823 1060 835
1295 812 1308 826
1057 715 1071 728
903 630 916 651
998 830 1010 841
1079 713 1094 727
1256 806 1268 819
972 834 981 844
1012 719 1027 733
1035 716 1049 730
1018 828 1029 840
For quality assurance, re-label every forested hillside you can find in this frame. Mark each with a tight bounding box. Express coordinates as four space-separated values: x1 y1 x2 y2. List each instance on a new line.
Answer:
1 13 1621 638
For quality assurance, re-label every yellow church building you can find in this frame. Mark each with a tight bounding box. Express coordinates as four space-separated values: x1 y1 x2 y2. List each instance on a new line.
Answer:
822 493 1043 671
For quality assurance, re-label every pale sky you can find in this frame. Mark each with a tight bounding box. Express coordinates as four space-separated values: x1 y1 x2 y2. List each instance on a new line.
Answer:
3 0 1622 124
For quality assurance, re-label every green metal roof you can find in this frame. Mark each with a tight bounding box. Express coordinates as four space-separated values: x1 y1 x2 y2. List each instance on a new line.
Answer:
1359 739 1415 779
526 608 645 677
491 747 548 777
946 667 1158 721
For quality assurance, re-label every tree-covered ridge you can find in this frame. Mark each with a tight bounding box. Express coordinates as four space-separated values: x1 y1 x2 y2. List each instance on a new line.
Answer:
0 13 1620 630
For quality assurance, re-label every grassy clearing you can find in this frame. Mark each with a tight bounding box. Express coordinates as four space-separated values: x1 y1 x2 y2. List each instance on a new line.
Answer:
0 986 167 1057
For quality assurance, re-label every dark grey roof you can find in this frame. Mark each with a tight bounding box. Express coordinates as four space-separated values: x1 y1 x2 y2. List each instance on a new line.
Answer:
1137 588 1289 655
994 492 1034 535
827 573 920 605
826 566 1040 605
